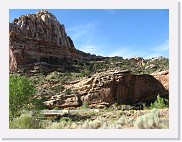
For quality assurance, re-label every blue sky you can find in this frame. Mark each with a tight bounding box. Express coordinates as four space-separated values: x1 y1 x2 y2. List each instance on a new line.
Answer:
9 9 169 59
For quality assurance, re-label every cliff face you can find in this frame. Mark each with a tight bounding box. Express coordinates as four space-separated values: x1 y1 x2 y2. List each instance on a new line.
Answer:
10 10 74 48
9 10 95 73
44 70 168 108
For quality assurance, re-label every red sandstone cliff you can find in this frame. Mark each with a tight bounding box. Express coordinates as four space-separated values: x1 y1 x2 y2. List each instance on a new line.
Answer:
9 10 100 73
44 70 168 108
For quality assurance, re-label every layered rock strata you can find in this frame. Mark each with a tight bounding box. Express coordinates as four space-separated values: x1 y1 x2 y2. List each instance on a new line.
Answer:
9 10 74 48
9 10 100 73
45 70 168 108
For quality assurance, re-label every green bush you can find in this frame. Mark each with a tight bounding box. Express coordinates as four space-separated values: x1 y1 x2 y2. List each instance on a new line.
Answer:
9 113 41 129
64 88 72 95
81 102 89 109
9 75 35 117
60 117 72 123
150 95 168 109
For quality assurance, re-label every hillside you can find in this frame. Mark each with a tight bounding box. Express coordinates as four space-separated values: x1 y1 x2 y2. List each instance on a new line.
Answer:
9 10 169 129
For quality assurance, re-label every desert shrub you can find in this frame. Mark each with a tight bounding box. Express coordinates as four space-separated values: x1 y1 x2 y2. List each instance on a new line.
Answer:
46 122 64 129
30 96 48 110
64 88 72 95
52 107 61 110
79 68 90 77
81 102 89 109
107 116 127 129
9 75 35 117
80 117 106 129
129 110 135 114
134 109 163 129
142 103 148 109
9 113 41 129
45 71 62 82
150 95 168 109
60 117 73 123
47 120 75 129
50 85 65 93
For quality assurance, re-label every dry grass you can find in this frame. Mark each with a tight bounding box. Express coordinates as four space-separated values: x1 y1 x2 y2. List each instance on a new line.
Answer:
10 109 168 129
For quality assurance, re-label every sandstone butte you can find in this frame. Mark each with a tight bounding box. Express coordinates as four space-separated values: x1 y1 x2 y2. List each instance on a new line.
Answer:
9 10 101 73
9 10 169 108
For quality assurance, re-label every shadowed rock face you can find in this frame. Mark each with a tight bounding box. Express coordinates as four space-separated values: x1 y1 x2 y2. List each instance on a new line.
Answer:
45 70 168 108
151 70 169 90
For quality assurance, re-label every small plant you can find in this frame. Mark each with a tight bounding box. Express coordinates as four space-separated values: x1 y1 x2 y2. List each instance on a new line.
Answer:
52 107 61 110
51 85 65 93
60 117 72 123
81 102 89 109
47 122 63 129
150 95 168 109
64 88 72 95
81 117 106 129
9 113 41 129
142 103 148 109
129 110 135 114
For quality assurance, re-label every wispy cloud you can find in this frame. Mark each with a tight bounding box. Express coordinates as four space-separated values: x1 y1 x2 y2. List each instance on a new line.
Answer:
108 47 141 58
154 39 169 52
67 22 168 59
143 39 169 59
79 45 97 54
67 23 96 45
108 39 169 59
67 22 105 56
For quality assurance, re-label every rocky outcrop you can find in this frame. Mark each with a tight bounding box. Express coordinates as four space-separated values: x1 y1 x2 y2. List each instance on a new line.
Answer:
151 70 169 90
45 70 168 108
125 57 146 66
10 10 74 48
44 94 82 108
9 10 102 73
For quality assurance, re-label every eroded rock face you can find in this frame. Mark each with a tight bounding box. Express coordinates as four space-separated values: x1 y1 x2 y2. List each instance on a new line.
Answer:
10 10 74 48
151 70 169 90
9 10 98 73
45 70 168 108
44 94 82 108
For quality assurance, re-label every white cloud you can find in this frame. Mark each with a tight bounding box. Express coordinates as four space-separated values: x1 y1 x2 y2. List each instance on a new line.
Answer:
67 22 168 60
143 39 169 59
67 23 96 45
107 39 169 59
154 39 169 52
108 47 141 59
67 22 105 56
79 45 97 54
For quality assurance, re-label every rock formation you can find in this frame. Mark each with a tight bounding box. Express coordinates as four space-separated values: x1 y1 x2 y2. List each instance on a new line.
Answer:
9 10 169 109
151 70 169 90
9 10 74 48
44 94 82 108
9 10 101 73
45 70 168 108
